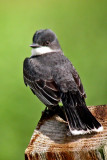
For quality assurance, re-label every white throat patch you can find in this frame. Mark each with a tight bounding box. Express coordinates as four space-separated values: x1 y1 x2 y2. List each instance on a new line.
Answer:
31 46 56 56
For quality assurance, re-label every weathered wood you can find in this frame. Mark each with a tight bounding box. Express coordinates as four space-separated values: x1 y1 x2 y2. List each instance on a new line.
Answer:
25 105 107 160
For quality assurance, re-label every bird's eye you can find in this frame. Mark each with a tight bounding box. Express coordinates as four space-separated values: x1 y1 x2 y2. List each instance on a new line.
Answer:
45 41 49 45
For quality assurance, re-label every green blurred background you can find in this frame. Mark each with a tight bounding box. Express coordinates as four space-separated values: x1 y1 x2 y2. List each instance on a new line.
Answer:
0 0 107 159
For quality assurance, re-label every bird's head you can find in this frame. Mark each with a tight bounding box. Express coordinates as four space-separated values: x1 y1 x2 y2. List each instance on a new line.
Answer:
30 29 62 56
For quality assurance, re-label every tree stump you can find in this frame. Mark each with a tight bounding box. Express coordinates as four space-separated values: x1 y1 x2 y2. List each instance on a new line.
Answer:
25 105 107 160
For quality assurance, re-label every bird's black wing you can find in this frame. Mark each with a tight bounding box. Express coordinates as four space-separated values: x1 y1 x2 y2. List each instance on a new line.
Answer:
71 65 86 98
23 58 60 106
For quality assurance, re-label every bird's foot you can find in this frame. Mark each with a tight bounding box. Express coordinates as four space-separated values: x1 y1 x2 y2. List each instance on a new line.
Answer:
42 107 49 115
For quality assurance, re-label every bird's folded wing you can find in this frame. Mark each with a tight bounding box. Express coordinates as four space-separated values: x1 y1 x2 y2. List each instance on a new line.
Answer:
71 65 86 98
23 58 60 105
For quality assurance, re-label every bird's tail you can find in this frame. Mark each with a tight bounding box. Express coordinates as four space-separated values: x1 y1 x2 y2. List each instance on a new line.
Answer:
61 91 103 135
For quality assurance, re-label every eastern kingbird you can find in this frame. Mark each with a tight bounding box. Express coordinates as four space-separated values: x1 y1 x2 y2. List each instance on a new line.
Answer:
23 29 103 135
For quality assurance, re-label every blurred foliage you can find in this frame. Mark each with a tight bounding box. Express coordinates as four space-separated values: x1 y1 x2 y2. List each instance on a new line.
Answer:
0 0 107 159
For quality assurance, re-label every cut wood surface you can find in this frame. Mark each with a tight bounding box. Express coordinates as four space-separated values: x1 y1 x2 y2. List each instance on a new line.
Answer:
25 105 107 160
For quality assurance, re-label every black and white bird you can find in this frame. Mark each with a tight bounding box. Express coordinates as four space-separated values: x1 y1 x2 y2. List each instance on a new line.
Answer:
23 29 103 135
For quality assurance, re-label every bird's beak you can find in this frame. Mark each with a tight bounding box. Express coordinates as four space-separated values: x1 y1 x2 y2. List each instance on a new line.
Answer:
30 43 40 48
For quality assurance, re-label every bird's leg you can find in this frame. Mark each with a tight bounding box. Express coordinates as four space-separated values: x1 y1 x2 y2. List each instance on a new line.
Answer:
42 106 49 115
40 106 56 121
41 105 67 121
48 105 67 121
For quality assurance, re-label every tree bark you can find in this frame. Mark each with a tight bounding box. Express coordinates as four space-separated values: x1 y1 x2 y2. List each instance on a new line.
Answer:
25 105 107 160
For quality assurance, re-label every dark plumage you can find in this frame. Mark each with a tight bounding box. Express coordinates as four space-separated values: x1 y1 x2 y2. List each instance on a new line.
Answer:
23 29 103 135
